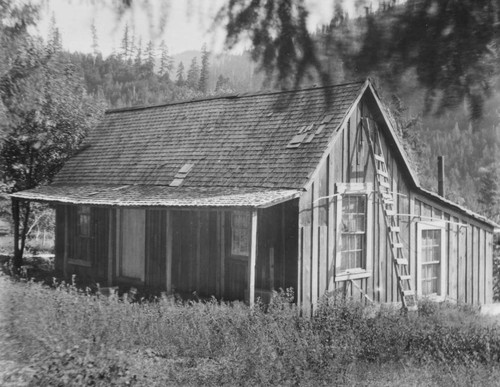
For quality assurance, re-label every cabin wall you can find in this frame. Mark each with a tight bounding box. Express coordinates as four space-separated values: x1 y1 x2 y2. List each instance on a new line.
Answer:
55 203 298 301
55 204 110 285
298 95 494 313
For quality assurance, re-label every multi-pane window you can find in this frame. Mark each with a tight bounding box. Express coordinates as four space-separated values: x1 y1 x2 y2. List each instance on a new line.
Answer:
340 195 367 271
421 229 441 295
417 222 445 297
335 183 372 279
78 206 91 261
231 211 250 256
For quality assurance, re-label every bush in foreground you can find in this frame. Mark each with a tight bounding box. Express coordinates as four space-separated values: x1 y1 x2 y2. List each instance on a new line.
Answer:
2 274 500 386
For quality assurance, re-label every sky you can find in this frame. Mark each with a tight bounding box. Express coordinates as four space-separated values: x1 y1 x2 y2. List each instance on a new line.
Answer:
35 0 356 56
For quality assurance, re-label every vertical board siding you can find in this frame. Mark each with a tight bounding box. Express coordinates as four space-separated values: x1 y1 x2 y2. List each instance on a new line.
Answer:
457 223 466 302
448 217 458 300
485 231 493 303
296 96 494 312
479 228 485 304
145 209 167 288
55 206 65 273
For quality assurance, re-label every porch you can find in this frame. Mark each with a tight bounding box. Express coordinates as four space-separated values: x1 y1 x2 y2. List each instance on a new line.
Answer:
56 200 299 304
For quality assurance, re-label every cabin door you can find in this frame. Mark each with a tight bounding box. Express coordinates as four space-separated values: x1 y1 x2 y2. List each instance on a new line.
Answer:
119 209 146 282
224 211 251 301
225 257 248 301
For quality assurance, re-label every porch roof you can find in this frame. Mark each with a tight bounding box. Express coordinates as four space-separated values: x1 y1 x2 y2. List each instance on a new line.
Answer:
10 184 301 208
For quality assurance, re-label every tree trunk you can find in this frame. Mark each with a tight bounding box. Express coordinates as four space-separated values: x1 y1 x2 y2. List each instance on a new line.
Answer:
20 201 31 258
11 199 31 270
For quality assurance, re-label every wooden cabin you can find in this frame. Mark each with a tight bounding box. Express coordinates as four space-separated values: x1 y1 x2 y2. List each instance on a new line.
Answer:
12 80 497 312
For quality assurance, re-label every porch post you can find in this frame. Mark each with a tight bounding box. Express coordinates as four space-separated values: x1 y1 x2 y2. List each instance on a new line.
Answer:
166 210 172 294
63 205 68 277
249 209 258 306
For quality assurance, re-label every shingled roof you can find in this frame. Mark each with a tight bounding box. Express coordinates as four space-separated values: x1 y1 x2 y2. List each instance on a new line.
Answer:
53 81 365 189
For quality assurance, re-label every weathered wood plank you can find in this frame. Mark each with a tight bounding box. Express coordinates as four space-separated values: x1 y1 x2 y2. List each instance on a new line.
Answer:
485 231 493 303
472 226 479 305
318 225 328 297
328 151 336 292
466 224 473 303
448 217 458 301
479 228 485 304
166 211 172 294
311 182 319 310
196 212 201 293
457 223 466 302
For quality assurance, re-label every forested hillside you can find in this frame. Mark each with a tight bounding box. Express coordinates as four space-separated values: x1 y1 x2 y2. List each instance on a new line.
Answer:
14 5 497 225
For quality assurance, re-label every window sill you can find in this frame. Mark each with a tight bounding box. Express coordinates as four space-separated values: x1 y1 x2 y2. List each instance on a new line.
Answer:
335 270 371 282
67 259 91 268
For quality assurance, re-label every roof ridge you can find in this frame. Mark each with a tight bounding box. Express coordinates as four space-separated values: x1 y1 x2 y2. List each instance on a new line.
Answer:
104 79 367 115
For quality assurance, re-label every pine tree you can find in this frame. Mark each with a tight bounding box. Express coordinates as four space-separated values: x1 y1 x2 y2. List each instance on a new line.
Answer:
159 40 173 78
135 37 142 67
198 43 210 93
478 163 500 222
186 57 199 89
121 24 130 60
91 19 99 56
145 40 155 72
176 61 185 86
48 14 62 53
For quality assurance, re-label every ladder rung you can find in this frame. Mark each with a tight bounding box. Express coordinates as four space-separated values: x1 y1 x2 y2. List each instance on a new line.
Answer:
386 209 396 216
374 154 384 162
377 169 389 178
392 242 404 249
400 275 411 281
389 226 400 233
406 305 418 312
403 290 415 297
379 180 391 188
382 193 393 200
396 258 408 265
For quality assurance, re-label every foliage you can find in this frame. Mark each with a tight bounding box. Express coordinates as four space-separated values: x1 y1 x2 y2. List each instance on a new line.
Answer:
2 274 500 386
218 0 329 89
494 238 500 302
0 6 104 267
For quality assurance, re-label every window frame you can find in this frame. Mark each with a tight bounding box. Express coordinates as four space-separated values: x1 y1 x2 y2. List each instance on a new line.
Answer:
68 205 92 267
335 183 373 281
416 221 446 299
230 210 251 257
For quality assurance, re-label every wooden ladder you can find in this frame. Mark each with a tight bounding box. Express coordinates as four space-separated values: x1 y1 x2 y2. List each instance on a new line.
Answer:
362 118 418 312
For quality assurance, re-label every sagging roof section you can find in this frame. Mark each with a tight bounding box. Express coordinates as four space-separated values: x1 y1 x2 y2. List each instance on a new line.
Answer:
53 81 365 190
12 184 300 209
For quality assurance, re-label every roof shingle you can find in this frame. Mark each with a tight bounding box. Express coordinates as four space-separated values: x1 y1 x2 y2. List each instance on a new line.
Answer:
54 82 365 189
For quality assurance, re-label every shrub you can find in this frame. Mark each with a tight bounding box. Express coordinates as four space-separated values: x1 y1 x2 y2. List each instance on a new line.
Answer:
2 274 500 385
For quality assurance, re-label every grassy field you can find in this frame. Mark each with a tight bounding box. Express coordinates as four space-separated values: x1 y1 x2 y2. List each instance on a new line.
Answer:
1 272 500 386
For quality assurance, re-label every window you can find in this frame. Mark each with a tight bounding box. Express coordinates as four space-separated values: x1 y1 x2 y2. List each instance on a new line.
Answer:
231 211 250 256
417 222 446 297
336 183 372 280
68 206 92 267
340 195 366 271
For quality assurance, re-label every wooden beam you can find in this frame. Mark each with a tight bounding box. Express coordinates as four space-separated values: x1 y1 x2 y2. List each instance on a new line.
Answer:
166 210 172 294
249 209 258 306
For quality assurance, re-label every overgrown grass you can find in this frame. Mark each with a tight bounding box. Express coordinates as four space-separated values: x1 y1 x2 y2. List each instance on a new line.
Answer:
1 274 500 386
